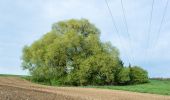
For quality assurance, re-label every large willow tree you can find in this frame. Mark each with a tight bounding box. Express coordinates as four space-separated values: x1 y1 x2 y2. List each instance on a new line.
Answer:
22 19 148 86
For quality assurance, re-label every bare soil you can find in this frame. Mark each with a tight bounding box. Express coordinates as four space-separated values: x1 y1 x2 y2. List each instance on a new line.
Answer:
0 77 170 100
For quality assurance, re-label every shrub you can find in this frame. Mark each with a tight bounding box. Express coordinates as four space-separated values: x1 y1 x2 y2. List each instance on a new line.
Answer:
117 67 130 85
129 66 149 84
78 54 121 86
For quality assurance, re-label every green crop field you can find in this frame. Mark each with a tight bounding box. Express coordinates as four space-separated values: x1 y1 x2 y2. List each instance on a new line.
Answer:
85 79 170 95
0 74 27 78
0 74 20 77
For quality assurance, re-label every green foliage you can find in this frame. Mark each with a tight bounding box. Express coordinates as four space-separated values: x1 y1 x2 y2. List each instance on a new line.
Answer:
117 67 130 85
21 19 148 86
78 53 120 85
129 66 149 84
52 19 100 37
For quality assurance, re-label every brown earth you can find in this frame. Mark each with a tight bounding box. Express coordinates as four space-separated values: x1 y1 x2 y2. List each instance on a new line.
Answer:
0 77 170 100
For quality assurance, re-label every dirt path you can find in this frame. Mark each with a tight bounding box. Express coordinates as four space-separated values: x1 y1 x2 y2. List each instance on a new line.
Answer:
0 77 170 100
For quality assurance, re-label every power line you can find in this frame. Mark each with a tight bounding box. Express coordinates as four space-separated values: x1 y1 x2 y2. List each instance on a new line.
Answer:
152 0 169 48
146 0 155 49
104 0 132 63
121 0 129 36
104 0 119 34
145 0 155 65
120 0 134 63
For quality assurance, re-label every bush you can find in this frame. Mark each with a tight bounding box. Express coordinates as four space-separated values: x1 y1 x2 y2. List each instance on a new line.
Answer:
31 66 50 83
117 67 130 85
129 66 149 84
78 54 120 86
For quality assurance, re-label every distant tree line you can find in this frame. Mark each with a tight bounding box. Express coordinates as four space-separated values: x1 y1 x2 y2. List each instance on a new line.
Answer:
22 19 148 86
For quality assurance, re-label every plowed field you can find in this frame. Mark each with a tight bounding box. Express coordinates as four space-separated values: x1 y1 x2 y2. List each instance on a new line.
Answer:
0 77 170 100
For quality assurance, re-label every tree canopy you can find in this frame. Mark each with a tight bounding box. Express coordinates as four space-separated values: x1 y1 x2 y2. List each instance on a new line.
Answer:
22 19 148 86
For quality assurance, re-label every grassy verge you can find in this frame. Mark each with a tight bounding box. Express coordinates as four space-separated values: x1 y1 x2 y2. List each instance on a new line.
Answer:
84 79 170 95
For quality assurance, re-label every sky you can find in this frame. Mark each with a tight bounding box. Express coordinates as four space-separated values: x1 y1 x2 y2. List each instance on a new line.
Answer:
0 0 170 77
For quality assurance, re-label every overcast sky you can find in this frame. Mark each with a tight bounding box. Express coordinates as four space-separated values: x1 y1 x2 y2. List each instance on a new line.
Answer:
0 0 170 77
